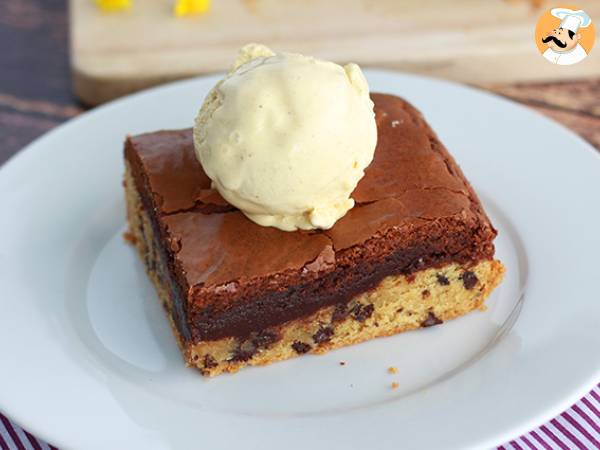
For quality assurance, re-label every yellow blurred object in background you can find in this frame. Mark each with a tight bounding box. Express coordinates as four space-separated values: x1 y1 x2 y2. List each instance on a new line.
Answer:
174 0 211 16
95 0 132 12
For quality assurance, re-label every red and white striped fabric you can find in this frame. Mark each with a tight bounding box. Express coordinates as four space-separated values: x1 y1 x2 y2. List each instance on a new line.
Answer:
2 384 599 449
498 384 600 450
0 413 57 450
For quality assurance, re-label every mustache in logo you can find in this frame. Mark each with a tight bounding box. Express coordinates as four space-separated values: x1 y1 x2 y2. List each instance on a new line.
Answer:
542 35 567 48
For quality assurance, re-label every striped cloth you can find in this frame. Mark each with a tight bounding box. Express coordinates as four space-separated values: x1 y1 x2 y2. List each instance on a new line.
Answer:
2 384 599 449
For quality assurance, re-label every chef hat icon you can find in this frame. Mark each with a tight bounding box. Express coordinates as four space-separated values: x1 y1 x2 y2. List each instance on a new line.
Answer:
551 8 592 33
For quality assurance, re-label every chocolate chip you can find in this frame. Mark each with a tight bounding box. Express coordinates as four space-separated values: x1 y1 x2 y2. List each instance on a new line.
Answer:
229 348 255 362
406 274 416 283
229 339 257 362
331 303 349 322
252 330 279 349
422 312 443 327
292 341 311 354
351 303 374 322
421 289 430 299
460 271 478 290
203 354 218 369
229 330 279 363
436 273 450 286
396 307 404 313
313 326 334 344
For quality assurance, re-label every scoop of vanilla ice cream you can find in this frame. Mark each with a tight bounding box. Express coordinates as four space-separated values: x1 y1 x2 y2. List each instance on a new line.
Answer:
193 44 377 231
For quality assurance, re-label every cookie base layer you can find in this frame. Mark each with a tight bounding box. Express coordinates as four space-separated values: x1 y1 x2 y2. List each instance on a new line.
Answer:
125 163 505 377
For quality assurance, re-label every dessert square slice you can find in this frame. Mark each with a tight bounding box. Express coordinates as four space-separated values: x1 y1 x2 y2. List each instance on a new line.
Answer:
124 93 505 376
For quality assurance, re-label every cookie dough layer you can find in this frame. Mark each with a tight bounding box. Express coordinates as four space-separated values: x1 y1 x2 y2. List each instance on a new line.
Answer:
125 164 504 376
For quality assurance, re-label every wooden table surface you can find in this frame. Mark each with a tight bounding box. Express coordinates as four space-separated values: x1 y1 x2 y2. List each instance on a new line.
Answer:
0 0 599 168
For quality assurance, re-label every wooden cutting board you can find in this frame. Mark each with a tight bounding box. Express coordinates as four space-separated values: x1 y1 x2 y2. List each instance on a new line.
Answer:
70 0 600 105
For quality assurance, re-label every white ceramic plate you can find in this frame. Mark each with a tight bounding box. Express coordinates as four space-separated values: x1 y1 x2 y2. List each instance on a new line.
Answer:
1 71 599 450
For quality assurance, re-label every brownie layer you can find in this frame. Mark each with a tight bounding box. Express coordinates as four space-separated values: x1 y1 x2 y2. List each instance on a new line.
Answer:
124 93 498 343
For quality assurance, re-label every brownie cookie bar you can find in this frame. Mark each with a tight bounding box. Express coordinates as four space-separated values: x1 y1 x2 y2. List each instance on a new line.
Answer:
124 93 505 376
